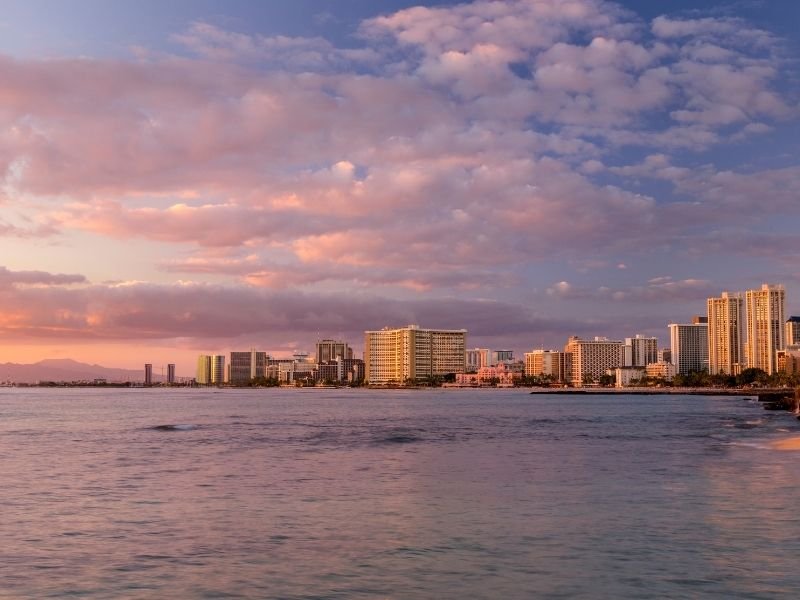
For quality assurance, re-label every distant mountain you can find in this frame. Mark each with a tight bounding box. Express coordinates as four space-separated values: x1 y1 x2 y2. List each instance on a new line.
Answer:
0 358 154 384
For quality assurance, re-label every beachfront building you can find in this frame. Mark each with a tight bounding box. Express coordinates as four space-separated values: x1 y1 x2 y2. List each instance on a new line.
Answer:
229 350 269 385
524 349 570 383
614 367 646 388
646 361 677 382
455 362 520 386
707 292 745 376
196 354 225 385
167 364 176 384
564 336 624 387
315 339 354 364
623 335 658 367
144 364 153 385
745 285 786 373
744 284 785 375
364 325 466 385
668 321 709 375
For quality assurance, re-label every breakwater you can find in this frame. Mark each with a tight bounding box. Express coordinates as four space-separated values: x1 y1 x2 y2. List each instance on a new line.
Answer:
529 387 800 418
757 389 800 415
528 387 759 396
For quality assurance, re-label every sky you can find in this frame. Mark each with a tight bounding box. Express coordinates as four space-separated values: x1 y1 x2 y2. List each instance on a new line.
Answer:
1 0 799 374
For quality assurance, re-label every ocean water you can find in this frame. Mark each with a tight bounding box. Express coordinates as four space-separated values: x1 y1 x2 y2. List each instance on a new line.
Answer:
1 388 799 599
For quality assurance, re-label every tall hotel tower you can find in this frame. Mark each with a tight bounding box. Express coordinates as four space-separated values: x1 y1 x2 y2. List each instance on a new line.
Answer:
745 284 785 375
668 317 708 375
364 325 466 385
707 292 745 375
563 336 623 387
196 355 226 385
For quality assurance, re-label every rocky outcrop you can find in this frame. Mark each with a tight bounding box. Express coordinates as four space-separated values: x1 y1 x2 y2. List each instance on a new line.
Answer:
758 390 800 413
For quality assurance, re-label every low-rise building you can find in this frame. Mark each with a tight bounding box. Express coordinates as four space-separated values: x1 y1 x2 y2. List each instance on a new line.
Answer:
646 361 677 381
614 367 646 388
777 346 800 374
455 362 521 386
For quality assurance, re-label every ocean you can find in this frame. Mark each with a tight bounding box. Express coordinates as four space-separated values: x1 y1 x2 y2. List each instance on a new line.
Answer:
1 387 799 598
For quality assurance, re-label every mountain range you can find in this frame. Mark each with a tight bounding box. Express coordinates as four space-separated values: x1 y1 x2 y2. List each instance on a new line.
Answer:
0 359 153 384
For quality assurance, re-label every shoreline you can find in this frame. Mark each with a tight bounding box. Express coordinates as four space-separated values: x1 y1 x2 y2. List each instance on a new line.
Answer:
526 387 762 396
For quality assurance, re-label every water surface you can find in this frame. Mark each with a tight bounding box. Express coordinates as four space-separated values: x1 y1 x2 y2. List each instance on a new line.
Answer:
1 388 798 598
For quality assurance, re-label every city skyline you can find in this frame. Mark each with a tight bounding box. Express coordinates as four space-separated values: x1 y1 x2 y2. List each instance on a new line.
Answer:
1 0 800 372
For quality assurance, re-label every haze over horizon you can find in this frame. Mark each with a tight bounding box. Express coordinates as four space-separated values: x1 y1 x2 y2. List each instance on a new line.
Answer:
1 0 799 374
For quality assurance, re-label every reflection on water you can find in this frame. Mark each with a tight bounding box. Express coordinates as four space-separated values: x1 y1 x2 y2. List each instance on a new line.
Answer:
1 388 799 598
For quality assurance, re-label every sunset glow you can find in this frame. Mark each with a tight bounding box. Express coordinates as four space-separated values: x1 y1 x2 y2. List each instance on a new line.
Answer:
1 0 799 373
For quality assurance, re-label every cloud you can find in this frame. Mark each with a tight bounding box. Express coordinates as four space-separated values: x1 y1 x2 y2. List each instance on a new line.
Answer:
0 266 86 287
0 0 797 315
172 22 379 70
651 16 775 47
546 277 715 302
0 275 587 347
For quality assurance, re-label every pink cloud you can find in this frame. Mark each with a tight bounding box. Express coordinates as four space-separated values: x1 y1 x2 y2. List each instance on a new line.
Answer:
0 0 796 328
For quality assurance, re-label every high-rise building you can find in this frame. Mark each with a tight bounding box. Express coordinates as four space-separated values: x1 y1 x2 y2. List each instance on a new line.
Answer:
623 335 658 367
315 339 353 364
745 283 785 375
524 349 570 383
668 322 709 375
314 357 366 384
364 325 466 385
144 363 153 385
229 350 268 385
563 336 623 387
658 348 672 364
341 358 365 383
465 348 490 371
707 292 745 376
197 355 225 385
493 350 514 364
167 364 176 384
786 316 800 346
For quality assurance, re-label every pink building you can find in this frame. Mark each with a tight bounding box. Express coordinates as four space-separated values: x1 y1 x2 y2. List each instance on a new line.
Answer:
455 362 521 386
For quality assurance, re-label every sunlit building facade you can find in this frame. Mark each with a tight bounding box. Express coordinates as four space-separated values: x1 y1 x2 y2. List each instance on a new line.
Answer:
197 354 226 385
707 292 745 376
564 336 623 387
365 325 466 385
745 284 785 375
524 349 570 383
646 361 677 381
